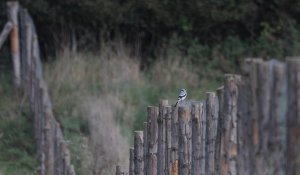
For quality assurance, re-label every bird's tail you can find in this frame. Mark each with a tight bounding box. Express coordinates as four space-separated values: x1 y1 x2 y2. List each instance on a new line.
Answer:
174 101 178 107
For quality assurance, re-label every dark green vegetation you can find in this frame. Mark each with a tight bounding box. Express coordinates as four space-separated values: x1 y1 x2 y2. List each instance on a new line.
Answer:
0 69 38 175
2 0 300 69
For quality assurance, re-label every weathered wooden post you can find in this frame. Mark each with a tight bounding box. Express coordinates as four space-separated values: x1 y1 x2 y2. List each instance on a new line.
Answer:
178 106 191 175
171 106 179 175
237 58 262 175
134 131 144 175
166 105 172 175
269 61 286 175
129 148 134 175
191 102 205 175
0 21 12 49
143 122 148 175
220 74 240 175
256 61 273 174
205 92 218 175
216 86 223 175
286 58 300 175
7 1 21 88
116 165 127 175
157 100 168 175
146 106 159 175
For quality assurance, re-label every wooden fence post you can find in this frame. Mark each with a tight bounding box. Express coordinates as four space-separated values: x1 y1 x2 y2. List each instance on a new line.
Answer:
191 102 205 175
129 148 134 175
171 106 179 175
205 92 218 175
178 106 191 175
166 105 172 175
236 58 262 175
134 131 144 175
146 106 159 175
143 122 148 175
157 100 168 175
287 58 300 175
256 61 273 174
269 62 286 175
220 74 240 175
216 86 224 175
7 1 21 88
0 22 12 50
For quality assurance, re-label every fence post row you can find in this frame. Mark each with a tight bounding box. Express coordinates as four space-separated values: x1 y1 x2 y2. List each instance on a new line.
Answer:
0 2 77 175
118 58 300 175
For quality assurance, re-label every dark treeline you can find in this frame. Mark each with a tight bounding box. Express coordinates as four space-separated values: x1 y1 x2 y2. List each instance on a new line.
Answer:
1 0 300 69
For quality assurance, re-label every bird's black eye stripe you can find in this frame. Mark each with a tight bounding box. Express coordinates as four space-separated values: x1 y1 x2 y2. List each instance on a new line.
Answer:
179 94 186 98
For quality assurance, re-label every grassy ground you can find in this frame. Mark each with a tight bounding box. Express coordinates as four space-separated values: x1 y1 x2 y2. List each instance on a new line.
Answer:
0 70 38 175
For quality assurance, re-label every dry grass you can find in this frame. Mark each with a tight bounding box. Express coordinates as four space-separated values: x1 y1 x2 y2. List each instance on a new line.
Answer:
44 44 142 174
83 96 129 174
149 56 199 89
44 42 217 174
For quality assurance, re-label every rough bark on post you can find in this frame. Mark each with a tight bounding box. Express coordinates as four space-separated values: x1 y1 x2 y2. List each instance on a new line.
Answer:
147 106 159 175
116 165 127 175
237 58 262 175
286 58 300 175
216 86 223 175
178 106 191 175
269 62 286 175
191 102 205 175
129 148 134 175
143 122 148 175
220 75 240 175
134 131 144 175
171 106 179 175
24 9 32 93
256 61 272 174
157 100 168 175
7 1 21 87
0 22 12 50
39 82 45 175
166 105 172 175
205 92 218 175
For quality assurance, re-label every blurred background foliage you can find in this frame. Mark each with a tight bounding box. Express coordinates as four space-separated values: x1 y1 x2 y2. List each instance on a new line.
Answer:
1 0 300 68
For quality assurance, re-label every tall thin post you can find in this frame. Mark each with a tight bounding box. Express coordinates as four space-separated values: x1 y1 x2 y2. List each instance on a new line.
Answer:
7 1 21 88
157 100 168 175
237 59 262 175
216 86 224 175
220 75 240 175
205 92 218 175
178 106 191 175
134 131 144 175
166 105 172 175
191 103 203 175
143 122 148 175
269 62 286 175
129 148 134 175
147 106 159 175
171 106 179 175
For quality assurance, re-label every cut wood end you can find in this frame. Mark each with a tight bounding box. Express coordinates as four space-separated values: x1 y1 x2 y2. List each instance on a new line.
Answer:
159 99 169 106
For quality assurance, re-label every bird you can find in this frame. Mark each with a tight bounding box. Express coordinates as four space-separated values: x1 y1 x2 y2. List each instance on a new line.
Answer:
174 89 187 107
